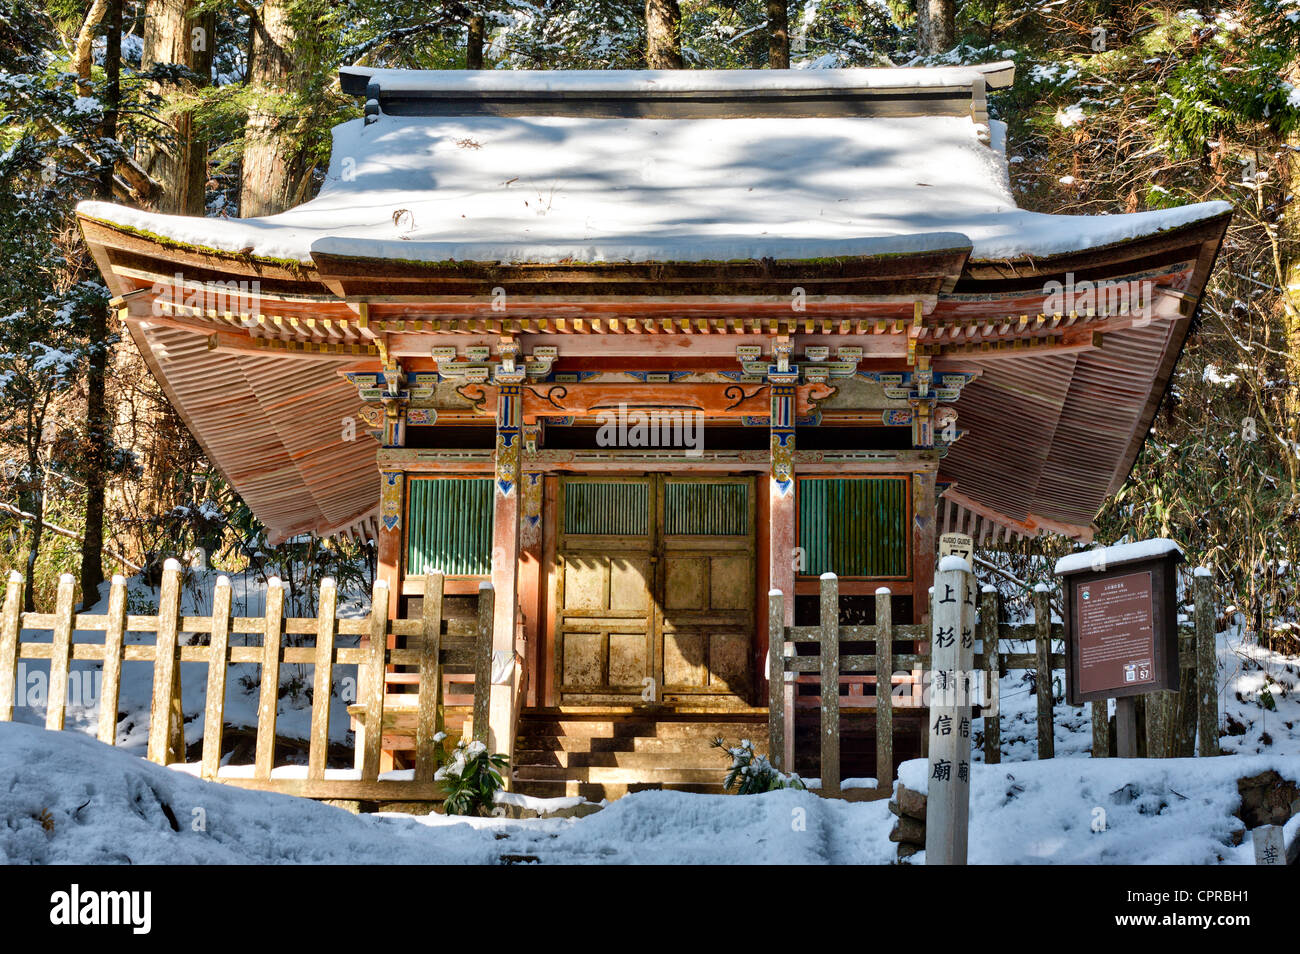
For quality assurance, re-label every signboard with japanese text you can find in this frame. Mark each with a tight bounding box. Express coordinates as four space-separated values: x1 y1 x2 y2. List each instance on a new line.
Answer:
1060 549 1181 705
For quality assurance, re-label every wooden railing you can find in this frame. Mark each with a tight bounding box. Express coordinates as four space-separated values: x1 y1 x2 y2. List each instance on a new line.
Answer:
0 562 495 803
769 572 1218 796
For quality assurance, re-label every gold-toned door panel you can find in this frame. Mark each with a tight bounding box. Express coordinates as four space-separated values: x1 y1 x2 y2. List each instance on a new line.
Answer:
557 476 755 704
557 551 653 695
659 547 754 696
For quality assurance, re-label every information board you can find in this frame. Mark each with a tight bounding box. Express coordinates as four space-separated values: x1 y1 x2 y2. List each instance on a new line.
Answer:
1075 570 1155 695
1060 550 1180 705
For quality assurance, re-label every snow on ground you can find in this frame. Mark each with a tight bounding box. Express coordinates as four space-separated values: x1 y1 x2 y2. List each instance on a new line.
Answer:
897 752 1300 865
976 615 1300 764
9 569 371 757
0 722 894 864
6 555 1299 865
1216 622 1300 756
3 719 1294 864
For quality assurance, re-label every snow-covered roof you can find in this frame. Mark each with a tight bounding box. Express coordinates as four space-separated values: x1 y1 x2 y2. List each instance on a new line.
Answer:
1054 538 1183 575
77 63 1227 268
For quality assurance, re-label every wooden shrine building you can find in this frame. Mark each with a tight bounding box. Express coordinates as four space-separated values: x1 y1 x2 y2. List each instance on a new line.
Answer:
77 62 1230 796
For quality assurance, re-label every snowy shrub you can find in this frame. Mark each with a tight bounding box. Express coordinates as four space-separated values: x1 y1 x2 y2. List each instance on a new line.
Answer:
435 738 509 816
711 737 805 795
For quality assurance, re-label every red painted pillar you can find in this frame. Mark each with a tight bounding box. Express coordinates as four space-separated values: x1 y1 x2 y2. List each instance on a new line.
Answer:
769 381 797 627
489 379 523 760
377 470 402 619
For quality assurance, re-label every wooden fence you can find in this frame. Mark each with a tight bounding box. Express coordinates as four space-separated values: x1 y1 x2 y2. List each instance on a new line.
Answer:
0 561 497 803
769 572 1219 796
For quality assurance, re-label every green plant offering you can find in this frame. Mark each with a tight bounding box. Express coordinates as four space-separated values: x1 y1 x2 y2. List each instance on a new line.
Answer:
712 737 806 795
436 738 509 816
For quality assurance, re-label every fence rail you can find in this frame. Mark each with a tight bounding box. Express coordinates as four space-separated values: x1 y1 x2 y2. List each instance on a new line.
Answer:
770 572 1219 797
0 562 495 803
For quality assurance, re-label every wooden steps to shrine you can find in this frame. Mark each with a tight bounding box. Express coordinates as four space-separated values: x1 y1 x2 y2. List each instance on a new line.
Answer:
511 707 768 801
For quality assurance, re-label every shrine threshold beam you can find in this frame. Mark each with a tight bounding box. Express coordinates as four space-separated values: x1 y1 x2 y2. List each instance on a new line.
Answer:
376 449 941 474
385 332 910 359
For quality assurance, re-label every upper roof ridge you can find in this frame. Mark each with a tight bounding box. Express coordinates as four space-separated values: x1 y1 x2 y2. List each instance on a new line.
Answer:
339 63 1015 121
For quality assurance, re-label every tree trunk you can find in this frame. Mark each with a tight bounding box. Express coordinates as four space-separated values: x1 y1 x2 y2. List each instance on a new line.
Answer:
22 417 46 614
240 0 305 217
917 0 955 55
645 0 683 69
767 1 789 69
467 15 485 69
23 497 43 613
79 0 122 608
140 0 215 215
1276 115 1300 501
72 0 110 87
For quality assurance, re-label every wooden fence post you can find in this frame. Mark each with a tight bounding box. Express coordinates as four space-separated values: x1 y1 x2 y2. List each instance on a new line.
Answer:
0 572 23 721
819 573 840 797
1091 700 1110 758
255 577 285 779
875 586 893 786
1195 570 1219 757
148 559 183 765
926 557 974 865
767 589 784 772
1174 629 1198 756
1033 585 1054 759
97 574 128 745
307 577 338 780
472 582 495 745
1133 695 1148 757
45 573 76 731
200 576 232 780
415 572 446 782
360 578 390 780
1145 688 1171 758
979 585 1000 764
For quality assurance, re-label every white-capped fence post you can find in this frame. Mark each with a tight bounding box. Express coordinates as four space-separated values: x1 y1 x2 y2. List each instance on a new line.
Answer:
926 555 975 865
875 586 893 786
768 589 785 772
1194 569 1219 757
819 572 840 797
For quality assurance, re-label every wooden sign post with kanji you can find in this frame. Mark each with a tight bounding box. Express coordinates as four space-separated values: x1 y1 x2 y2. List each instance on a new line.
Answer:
926 555 976 865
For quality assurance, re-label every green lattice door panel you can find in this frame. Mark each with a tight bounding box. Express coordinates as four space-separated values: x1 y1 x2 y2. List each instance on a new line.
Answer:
797 476 910 579
406 477 493 576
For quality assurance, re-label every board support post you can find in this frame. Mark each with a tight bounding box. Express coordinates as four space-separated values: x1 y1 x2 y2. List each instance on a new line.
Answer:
1115 696 1139 758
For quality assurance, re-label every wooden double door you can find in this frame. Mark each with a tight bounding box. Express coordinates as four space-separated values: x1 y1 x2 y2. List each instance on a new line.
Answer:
555 475 756 706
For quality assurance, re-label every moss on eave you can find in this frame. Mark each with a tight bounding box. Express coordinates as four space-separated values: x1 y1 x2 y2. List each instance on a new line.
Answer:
310 245 973 271
78 214 316 276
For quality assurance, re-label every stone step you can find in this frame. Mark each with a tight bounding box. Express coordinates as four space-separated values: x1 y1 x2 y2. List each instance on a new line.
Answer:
517 720 767 741
513 735 720 754
511 779 729 800
512 764 723 785
514 748 726 770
